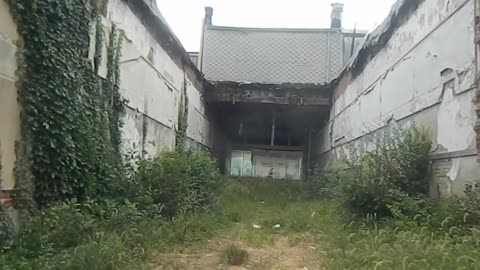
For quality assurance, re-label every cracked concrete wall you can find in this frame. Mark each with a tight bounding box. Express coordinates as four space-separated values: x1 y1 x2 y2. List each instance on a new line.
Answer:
0 0 21 193
314 0 478 197
106 0 215 157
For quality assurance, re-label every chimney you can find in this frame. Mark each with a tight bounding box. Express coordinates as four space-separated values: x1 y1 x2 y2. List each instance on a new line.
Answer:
205 7 213 26
330 3 344 29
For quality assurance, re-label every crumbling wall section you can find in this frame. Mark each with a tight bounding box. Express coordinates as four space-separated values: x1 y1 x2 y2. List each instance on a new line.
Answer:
475 0 480 162
314 0 478 197
0 0 21 207
106 0 215 157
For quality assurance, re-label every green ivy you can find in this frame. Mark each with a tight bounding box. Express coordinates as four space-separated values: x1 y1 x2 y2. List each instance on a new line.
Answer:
8 0 124 206
0 207 15 248
105 25 125 156
176 77 189 151
93 16 104 74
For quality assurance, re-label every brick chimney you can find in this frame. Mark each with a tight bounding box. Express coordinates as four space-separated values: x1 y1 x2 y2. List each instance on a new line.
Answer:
205 7 213 26
331 3 344 29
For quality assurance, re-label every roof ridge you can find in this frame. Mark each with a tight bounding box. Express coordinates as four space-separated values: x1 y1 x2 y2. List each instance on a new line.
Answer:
207 25 341 33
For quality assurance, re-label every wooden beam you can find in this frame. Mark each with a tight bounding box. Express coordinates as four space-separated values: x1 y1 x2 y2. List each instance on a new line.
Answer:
208 95 331 105
232 144 303 152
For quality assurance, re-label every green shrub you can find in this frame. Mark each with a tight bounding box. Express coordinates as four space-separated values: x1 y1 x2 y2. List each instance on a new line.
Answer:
13 200 95 257
137 150 221 218
340 126 431 218
305 169 344 200
0 207 15 249
93 199 148 233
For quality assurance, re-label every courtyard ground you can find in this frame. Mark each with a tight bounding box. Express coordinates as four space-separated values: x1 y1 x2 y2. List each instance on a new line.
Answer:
149 179 330 270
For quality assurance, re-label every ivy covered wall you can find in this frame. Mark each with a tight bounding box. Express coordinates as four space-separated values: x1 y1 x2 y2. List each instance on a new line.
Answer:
5 0 125 206
0 0 217 208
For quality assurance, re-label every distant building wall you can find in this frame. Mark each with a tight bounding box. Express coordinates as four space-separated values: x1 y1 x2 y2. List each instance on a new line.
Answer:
313 0 478 197
229 149 303 179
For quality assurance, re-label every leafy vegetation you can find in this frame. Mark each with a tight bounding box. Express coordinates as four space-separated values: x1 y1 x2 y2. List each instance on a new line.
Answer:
175 83 189 151
135 150 221 218
308 125 432 219
2 164 480 269
7 0 124 206
306 126 480 269
0 150 222 269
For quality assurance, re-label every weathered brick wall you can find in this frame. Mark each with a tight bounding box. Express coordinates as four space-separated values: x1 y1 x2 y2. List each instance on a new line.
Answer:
0 190 14 208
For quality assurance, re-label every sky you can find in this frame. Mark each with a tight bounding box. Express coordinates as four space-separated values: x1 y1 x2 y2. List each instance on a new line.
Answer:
156 0 397 52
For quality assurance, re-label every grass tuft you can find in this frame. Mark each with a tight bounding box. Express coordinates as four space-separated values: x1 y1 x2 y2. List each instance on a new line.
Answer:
221 244 249 266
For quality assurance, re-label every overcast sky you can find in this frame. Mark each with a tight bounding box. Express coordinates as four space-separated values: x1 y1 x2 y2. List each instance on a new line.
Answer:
156 0 397 52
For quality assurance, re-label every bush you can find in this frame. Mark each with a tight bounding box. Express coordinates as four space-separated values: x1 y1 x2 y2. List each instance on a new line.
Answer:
0 207 15 249
305 170 345 200
12 200 96 257
318 126 432 219
137 150 221 218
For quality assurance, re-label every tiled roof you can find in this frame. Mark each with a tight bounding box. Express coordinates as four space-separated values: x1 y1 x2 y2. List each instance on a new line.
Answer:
201 26 345 84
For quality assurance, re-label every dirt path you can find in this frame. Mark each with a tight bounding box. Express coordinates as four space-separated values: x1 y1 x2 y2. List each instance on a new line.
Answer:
152 232 323 270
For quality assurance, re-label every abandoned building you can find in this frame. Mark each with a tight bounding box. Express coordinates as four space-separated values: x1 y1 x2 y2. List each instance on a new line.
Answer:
0 0 479 212
198 4 366 179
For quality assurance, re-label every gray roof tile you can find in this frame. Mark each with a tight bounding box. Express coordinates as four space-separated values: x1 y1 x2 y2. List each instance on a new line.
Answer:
202 26 345 84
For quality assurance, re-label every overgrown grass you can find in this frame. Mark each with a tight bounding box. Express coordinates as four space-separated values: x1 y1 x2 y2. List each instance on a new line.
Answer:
0 150 225 270
221 244 249 266
304 125 480 270
3 131 480 270
2 177 480 269
219 179 480 270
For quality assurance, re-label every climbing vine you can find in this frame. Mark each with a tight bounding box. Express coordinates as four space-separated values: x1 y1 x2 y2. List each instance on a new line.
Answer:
93 16 104 74
176 77 189 151
105 26 125 156
8 0 124 206
0 206 15 247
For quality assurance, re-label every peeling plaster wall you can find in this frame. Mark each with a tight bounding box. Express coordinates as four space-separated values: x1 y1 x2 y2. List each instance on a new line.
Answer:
0 0 21 192
106 0 214 157
314 0 478 197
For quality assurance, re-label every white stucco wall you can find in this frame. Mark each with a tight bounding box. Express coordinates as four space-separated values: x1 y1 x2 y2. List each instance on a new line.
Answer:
0 0 21 191
315 0 478 196
106 0 214 157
